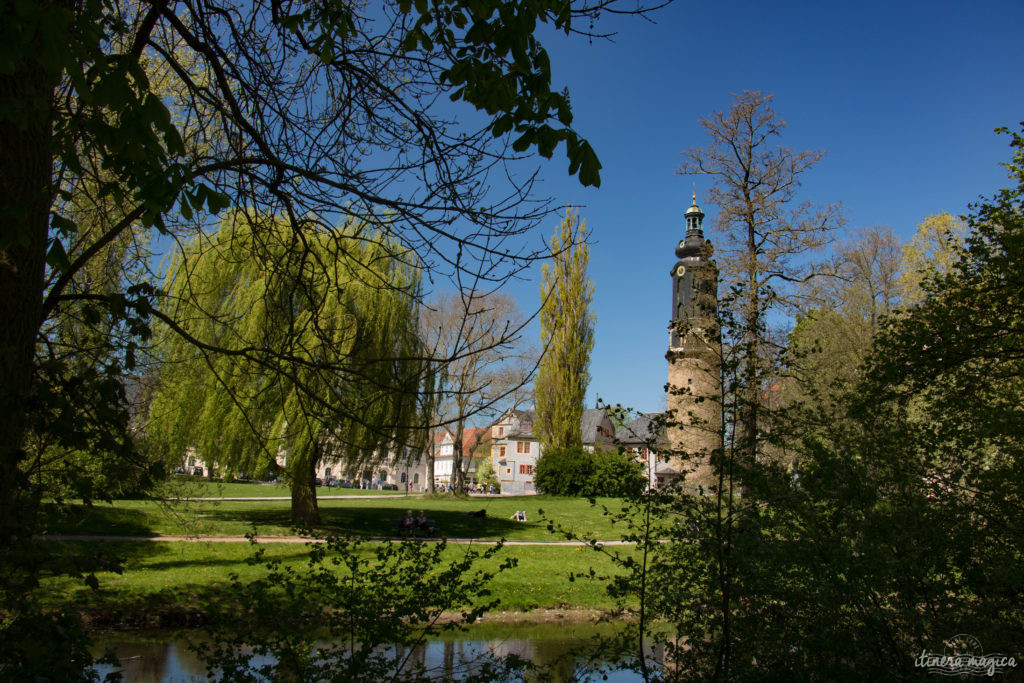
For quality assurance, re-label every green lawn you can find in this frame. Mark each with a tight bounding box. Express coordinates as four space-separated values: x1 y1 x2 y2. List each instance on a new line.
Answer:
40 540 632 620
157 477 411 498
41 495 630 542
38 495 641 627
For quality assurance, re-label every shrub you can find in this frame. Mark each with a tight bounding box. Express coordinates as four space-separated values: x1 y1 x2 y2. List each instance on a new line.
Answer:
533 448 593 495
535 448 645 497
588 450 646 498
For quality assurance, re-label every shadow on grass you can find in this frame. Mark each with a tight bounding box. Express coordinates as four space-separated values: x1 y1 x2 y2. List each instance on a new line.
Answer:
39 502 156 536
196 505 531 539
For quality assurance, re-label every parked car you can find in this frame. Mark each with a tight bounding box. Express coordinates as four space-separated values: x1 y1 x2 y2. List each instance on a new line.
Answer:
325 476 339 487
315 477 323 487
381 483 399 491
192 466 204 477
340 480 354 488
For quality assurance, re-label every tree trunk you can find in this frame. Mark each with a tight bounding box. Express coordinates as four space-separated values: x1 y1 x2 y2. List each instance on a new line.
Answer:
451 420 465 493
426 444 436 493
290 456 320 526
0 18 56 550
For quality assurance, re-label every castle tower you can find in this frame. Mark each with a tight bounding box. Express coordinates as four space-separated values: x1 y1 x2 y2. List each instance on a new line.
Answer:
666 194 721 488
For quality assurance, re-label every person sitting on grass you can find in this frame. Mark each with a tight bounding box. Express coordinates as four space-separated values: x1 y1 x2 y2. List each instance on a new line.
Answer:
415 510 434 535
510 510 527 522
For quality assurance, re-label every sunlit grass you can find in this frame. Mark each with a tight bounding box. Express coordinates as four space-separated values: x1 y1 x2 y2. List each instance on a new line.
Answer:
40 540 634 619
155 477 411 498
40 495 633 542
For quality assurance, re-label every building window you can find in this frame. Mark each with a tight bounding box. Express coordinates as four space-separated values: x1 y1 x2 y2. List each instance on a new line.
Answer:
516 441 531 454
519 464 533 475
413 473 420 484
494 425 505 437
400 473 407 483
505 467 512 475
325 467 331 477
499 445 506 457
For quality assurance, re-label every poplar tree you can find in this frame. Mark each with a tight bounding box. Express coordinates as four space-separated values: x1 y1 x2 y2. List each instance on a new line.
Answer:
147 214 429 525
535 210 595 452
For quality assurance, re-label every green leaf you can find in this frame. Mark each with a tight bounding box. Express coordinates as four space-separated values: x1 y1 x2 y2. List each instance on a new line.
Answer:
50 212 78 238
46 238 71 273
511 129 533 152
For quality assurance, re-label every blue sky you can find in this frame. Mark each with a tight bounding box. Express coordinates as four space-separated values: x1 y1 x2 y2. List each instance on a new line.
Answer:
498 0 1024 414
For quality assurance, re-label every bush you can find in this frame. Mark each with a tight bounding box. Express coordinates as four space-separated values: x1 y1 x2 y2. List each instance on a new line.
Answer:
194 533 528 681
535 448 645 497
589 450 646 498
534 448 593 496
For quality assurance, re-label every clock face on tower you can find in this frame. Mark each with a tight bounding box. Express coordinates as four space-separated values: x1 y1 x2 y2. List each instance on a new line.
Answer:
676 265 686 277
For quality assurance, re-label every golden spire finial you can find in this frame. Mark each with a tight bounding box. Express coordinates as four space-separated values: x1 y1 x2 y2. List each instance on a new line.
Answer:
692 183 697 204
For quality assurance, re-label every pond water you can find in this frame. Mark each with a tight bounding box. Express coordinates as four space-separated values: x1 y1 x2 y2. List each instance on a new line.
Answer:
92 622 657 681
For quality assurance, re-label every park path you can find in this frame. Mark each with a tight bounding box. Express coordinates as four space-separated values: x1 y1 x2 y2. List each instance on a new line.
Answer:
161 493 506 501
165 497 421 501
36 534 631 546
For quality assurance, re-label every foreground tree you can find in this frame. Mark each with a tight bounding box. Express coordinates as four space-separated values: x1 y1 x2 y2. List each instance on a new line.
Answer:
2 0 663 554
147 214 428 524
195 534 527 682
534 209 595 452
1 1 665 668
590 92 843 678
599 124 1024 681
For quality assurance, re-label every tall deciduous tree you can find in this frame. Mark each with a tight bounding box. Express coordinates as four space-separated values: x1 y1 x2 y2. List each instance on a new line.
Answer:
679 90 843 463
628 91 842 676
787 225 903 403
147 214 429 524
421 290 534 492
897 211 968 304
535 209 594 452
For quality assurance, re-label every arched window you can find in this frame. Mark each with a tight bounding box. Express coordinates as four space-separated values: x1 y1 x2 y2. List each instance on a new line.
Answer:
400 473 407 483
413 473 420 484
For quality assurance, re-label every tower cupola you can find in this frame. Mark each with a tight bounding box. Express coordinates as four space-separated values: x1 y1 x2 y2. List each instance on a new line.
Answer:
675 193 708 260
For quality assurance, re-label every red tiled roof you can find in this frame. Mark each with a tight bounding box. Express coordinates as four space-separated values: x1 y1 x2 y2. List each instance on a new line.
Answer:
432 427 490 458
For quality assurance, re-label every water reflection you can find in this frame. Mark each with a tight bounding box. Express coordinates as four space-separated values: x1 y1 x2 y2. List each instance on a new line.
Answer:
93 624 650 681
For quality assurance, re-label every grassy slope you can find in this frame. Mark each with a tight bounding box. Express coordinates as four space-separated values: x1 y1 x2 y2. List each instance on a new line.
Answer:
40 541 632 621
39 495 640 625
41 495 629 541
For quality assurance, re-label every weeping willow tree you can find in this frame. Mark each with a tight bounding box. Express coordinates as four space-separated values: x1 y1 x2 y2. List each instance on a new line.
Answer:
147 213 430 524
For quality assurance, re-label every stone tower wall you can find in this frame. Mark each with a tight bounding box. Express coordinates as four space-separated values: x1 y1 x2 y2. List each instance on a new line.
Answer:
666 334 722 490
